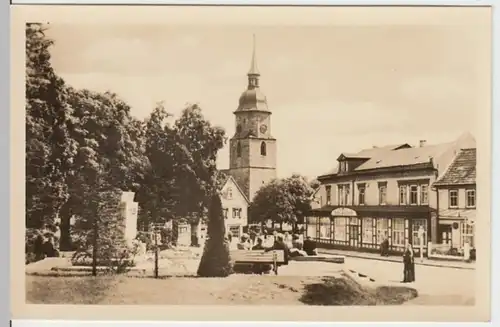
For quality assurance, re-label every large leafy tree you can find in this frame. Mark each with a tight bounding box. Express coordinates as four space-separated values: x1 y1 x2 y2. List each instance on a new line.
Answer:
59 89 148 250
135 103 180 231
25 23 77 229
172 104 226 244
250 174 314 231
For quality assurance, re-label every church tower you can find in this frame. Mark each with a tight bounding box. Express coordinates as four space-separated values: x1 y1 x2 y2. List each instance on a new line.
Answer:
228 35 277 202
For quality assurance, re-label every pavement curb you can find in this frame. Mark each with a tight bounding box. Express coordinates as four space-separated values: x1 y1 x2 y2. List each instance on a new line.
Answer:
318 251 475 270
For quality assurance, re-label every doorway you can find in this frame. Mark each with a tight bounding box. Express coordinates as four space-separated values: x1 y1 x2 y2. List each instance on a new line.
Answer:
348 217 361 247
439 225 452 245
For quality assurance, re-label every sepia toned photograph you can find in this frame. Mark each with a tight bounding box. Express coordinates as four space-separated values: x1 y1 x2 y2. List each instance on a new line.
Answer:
11 4 492 322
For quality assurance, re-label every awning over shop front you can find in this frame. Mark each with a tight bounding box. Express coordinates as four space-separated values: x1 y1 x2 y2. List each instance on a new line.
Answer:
439 209 476 223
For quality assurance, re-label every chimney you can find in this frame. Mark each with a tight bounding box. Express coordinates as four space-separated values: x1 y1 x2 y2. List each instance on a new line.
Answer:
419 140 427 147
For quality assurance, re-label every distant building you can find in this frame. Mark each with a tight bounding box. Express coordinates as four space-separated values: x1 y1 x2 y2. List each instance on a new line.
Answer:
432 148 476 252
306 133 476 255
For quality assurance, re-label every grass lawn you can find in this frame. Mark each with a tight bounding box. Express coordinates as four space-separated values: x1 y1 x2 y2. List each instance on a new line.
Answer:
26 274 417 305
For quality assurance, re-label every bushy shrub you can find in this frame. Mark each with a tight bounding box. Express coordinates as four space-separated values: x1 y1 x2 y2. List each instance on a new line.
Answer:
25 227 60 264
70 188 140 274
71 241 140 274
197 193 233 277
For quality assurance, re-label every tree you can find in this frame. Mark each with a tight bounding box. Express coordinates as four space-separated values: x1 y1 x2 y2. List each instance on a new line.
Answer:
309 178 321 191
135 103 179 233
250 174 314 231
59 89 148 250
197 193 233 277
173 104 226 244
25 23 77 230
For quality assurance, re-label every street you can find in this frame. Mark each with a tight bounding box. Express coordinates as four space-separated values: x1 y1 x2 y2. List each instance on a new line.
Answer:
340 257 476 305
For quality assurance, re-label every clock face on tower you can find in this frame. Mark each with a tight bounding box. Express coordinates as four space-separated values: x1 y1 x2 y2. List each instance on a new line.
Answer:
259 124 268 134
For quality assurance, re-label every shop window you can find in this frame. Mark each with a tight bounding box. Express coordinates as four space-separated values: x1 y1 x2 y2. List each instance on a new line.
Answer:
334 218 347 241
461 223 474 248
362 217 373 243
392 218 405 247
320 220 331 240
412 219 427 247
307 222 316 239
376 218 389 244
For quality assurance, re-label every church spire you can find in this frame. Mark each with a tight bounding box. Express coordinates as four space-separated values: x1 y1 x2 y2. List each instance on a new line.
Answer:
247 34 260 89
248 34 260 76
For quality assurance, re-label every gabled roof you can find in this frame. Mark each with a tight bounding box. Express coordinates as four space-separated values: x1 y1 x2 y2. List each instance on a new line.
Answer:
433 148 476 187
218 173 250 204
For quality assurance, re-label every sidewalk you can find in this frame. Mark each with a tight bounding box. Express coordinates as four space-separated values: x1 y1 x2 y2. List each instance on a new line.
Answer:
317 248 475 270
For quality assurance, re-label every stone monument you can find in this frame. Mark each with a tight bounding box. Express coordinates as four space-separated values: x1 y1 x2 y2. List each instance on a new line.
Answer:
120 191 139 247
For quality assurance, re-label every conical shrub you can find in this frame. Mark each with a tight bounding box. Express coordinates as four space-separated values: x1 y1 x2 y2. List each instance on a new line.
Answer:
197 193 233 277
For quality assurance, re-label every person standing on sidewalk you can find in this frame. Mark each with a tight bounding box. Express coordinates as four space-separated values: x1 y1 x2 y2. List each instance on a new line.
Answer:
402 243 415 283
380 232 389 257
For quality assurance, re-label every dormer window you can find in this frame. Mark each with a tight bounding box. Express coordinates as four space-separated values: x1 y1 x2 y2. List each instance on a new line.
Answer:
339 161 348 173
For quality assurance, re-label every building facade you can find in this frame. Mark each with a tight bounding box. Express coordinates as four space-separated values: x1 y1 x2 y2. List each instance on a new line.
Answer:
226 35 277 203
219 175 250 239
433 148 476 253
306 133 476 255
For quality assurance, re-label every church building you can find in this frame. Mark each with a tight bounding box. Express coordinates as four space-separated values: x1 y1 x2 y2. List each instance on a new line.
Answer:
218 35 277 236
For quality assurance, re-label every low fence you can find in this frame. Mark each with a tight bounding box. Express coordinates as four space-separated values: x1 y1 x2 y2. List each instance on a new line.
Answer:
427 242 475 262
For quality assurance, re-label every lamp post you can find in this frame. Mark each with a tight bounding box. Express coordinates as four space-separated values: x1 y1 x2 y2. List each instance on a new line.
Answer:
150 223 163 279
418 226 425 263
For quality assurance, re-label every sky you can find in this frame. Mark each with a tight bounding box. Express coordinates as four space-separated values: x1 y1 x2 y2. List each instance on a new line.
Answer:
45 22 488 180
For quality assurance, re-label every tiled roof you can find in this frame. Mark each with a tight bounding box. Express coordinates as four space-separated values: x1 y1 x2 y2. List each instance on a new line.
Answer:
433 148 476 186
355 142 453 171
355 143 411 158
216 169 250 204
327 144 409 174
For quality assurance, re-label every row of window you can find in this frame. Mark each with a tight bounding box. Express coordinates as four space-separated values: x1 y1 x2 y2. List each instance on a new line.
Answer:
449 189 476 208
223 208 243 219
324 182 430 206
236 141 267 157
309 217 428 247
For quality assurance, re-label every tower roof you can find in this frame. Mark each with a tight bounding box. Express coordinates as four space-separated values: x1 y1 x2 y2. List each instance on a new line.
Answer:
235 34 270 113
248 34 260 76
